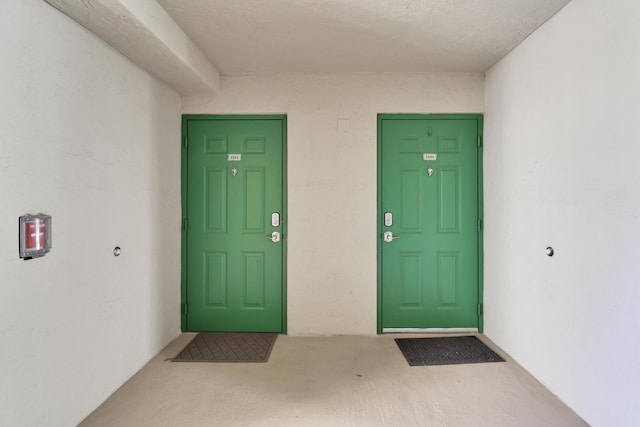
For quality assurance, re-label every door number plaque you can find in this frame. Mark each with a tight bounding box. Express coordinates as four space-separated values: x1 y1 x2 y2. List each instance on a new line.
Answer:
228 154 242 161
423 153 437 161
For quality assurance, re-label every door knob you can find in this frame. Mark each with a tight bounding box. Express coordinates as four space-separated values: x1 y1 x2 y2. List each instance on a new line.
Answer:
265 231 281 243
383 231 400 243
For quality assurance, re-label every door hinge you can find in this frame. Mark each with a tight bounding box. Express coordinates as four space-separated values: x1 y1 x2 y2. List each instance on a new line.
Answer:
182 218 188 231
183 136 188 149
477 219 482 232
182 303 188 315
477 304 483 316
477 135 483 148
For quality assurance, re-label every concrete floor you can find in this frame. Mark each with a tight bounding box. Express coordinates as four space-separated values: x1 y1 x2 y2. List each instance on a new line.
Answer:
80 334 588 427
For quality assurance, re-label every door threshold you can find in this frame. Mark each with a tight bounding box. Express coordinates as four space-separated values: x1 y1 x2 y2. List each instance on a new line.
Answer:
383 328 478 334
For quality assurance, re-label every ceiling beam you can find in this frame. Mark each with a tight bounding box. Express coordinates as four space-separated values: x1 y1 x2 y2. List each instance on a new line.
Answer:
44 0 220 95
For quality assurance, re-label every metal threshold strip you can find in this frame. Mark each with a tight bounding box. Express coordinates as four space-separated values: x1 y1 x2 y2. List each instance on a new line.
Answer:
383 328 479 334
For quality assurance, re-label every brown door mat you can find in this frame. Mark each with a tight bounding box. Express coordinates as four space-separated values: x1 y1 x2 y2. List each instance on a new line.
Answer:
172 333 277 363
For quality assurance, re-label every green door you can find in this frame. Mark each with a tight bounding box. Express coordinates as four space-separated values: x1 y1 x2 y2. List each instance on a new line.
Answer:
183 116 286 332
379 115 481 330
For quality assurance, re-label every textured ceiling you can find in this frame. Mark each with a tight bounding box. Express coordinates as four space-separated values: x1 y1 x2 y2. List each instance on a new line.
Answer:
157 0 571 76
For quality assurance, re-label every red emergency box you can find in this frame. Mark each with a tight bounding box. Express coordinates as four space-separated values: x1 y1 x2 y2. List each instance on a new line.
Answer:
19 214 52 259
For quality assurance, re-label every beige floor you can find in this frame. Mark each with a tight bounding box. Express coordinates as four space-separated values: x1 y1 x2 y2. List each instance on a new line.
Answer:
80 334 588 427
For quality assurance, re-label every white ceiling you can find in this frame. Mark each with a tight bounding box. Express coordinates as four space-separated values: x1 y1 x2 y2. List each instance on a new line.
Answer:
157 0 572 76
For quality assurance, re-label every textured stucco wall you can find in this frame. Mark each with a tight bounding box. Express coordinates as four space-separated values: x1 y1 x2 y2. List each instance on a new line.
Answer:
183 73 484 335
484 0 640 425
0 1 182 425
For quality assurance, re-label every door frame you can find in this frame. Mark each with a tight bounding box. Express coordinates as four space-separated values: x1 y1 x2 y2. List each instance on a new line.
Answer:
376 114 484 334
181 114 288 333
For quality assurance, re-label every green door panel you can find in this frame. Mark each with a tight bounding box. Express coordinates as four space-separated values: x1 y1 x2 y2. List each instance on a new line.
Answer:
380 116 481 330
184 117 285 332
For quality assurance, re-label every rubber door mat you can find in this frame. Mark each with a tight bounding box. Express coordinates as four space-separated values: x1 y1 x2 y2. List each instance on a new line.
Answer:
172 333 277 363
395 336 505 366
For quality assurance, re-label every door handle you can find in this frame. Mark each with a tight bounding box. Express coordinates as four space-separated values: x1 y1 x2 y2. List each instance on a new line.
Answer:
383 231 400 243
265 231 281 243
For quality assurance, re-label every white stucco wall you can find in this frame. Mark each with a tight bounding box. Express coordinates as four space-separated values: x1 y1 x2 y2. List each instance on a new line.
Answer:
0 1 182 426
183 73 484 335
484 0 640 425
